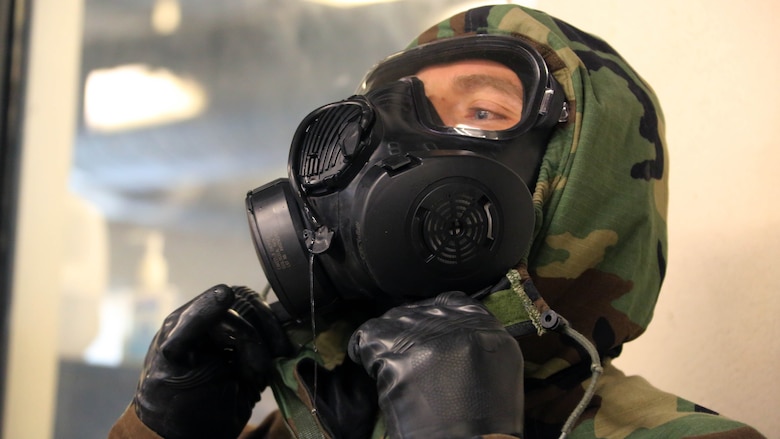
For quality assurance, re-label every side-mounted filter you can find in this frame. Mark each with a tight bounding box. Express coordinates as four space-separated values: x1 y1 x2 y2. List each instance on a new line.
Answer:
245 179 339 319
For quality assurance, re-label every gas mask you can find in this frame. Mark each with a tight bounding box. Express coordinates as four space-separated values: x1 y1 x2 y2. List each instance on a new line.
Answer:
246 35 568 319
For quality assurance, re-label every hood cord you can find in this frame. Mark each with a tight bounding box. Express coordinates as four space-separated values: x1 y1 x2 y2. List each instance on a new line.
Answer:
506 266 604 439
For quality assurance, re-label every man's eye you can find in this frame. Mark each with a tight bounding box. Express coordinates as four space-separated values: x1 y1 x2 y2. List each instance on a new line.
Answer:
457 106 517 131
469 108 506 121
474 109 493 120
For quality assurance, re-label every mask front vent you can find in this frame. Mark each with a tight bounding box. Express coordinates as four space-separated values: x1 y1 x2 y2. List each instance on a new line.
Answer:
413 182 497 266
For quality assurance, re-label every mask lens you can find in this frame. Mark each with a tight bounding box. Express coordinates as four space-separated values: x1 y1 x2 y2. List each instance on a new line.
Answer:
415 59 524 133
358 34 567 138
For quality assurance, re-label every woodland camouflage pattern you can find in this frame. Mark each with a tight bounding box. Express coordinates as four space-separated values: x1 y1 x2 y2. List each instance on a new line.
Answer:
265 5 765 439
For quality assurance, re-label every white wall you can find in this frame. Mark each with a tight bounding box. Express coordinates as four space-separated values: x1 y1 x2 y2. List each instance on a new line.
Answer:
536 0 780 435
2 0 83 438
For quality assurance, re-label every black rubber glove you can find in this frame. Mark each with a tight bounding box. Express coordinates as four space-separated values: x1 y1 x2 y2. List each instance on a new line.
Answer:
133 284 292 439
348 291 524 439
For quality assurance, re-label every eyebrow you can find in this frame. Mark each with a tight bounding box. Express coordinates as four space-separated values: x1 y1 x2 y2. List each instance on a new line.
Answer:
453 74 524 101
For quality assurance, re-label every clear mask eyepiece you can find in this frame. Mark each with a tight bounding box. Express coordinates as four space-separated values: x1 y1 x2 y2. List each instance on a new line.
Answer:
415 58 525 133
358 34 567 137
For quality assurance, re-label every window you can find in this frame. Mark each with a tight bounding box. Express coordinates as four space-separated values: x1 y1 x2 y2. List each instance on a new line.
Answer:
5 1 528 437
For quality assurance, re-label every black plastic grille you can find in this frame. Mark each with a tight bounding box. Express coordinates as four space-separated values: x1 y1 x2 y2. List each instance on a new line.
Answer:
297 104 365 192
417 191 495 265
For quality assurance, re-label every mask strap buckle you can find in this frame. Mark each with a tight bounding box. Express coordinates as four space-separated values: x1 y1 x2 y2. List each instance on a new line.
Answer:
303 226 334 254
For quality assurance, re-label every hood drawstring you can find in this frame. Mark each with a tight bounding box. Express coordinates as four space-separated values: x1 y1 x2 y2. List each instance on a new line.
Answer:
507 263 604 439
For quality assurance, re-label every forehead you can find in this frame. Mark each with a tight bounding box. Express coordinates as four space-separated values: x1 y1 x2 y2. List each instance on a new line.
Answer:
415 59 521 81
415 59 524 104
358 34 551 100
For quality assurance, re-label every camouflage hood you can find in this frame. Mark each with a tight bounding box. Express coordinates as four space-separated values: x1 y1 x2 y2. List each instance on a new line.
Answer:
262 7 768 438
408 3 668 416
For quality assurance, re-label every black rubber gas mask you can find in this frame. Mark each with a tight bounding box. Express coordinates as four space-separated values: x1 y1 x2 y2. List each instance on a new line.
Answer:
246 35 568 318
